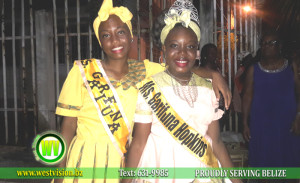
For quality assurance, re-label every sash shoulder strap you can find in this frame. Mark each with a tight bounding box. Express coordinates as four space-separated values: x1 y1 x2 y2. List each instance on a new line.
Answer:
76 59 131 156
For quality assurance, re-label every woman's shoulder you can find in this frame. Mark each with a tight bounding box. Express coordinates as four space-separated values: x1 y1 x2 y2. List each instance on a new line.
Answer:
150 72 214 90
143 59 165 77
67 58 102 80
75 58 99 65
193 74 213 90
67 61 82 76
70 58 98 72
127 59 164 75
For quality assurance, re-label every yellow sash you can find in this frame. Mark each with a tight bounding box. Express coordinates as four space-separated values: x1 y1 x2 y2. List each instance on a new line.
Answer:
77 59 130 156
139 77 219 168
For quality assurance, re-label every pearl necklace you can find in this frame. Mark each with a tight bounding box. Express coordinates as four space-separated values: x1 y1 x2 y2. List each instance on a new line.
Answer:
165 69 198 108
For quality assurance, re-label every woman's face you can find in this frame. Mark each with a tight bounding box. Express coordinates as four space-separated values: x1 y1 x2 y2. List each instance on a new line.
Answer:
163 26 198 79
261 35 280 59
98 15 131 61
207 47 217 63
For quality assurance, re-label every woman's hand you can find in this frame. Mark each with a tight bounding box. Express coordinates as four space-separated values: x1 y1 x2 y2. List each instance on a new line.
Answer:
243 123 251 142
211 72 232 110
54 117 77 183
122 123 151 183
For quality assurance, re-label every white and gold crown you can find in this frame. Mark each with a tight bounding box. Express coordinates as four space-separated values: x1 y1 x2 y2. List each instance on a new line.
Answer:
165 0 200 26
160 0 201 44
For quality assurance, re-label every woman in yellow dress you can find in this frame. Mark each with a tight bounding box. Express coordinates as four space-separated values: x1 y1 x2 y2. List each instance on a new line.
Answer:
53 0 231 182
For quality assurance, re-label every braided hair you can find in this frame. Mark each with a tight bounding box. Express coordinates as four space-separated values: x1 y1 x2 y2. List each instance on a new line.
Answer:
152 8 170 49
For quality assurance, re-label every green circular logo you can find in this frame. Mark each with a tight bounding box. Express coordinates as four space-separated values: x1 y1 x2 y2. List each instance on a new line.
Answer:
32 131 66 165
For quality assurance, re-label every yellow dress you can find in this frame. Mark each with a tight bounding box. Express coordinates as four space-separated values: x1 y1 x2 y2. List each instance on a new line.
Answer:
56 59 164 183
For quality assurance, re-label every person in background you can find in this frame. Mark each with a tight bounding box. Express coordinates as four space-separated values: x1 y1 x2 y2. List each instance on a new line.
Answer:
198 43 230 130
242 30 300 182
233 52 253 113
199 43 220 72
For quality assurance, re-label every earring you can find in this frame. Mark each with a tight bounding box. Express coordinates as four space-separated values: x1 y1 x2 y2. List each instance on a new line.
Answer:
159 56 166 67
131 39 133 43
159 51 166 67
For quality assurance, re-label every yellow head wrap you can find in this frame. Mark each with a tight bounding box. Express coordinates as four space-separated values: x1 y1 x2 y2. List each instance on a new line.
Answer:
93 0 133 46
160 9 201 45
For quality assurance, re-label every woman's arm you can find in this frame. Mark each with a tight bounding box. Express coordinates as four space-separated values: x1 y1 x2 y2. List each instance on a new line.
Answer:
207 120 242 183
54 116 77 183
291 62 300 135
192 67 232 110
122 123 151 183
242 66 254 141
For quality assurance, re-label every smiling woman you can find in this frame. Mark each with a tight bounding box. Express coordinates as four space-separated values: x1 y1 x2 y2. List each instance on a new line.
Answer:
123 1 240 183
52 0 232 182
97 15 133 80
163 25 198 84
53 1 165 182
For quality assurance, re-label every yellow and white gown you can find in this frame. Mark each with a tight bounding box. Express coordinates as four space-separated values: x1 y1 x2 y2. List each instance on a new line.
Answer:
56 59 164 183
134 72 224 183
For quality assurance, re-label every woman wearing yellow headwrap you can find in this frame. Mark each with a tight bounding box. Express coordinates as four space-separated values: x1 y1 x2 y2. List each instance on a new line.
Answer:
54 0 231 182
124 1 241 183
